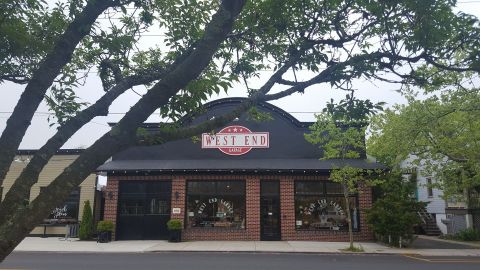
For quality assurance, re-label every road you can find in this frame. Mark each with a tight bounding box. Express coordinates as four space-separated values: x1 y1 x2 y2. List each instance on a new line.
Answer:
1 252 480 270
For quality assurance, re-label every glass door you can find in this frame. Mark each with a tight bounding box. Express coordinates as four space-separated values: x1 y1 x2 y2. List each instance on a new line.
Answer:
260 180 281 241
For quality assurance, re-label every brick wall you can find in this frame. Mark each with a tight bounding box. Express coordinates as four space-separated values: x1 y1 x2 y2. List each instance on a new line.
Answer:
171 176 186 221
103 178 118 240
103 174 373 241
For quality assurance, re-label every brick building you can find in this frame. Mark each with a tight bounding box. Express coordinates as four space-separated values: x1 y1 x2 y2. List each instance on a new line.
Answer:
98 98 382 241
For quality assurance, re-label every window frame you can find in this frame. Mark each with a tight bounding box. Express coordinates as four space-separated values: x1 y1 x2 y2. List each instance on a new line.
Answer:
294 180 360 232
185 180 246 230
426 177 434 198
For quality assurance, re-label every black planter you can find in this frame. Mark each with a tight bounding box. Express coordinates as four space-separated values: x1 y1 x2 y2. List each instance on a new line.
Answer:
168 230 181 242
97 231 112 243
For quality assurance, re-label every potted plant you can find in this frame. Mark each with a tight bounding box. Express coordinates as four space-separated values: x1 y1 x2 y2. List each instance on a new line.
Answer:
96 220 114 243
166 219 182 242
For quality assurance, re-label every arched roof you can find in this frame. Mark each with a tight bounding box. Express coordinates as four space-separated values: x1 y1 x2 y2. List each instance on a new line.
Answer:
98 97 383 174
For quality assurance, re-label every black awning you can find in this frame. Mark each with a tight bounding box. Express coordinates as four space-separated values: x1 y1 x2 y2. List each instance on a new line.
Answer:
97 158 384 172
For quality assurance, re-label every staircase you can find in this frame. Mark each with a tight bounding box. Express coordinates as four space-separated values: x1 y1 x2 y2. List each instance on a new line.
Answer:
418 209 442 236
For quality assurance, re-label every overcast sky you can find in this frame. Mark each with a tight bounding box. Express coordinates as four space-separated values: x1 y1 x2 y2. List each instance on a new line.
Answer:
1 1 479 149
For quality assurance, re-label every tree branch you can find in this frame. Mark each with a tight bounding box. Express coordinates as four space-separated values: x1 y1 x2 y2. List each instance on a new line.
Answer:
0 0 246 260
0 75 30 84
137 99 255 146
0 0 129 187
0 68 168 223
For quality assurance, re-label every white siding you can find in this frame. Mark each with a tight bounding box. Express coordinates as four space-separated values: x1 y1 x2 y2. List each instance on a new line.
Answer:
416 170 446 215
400 157 447 233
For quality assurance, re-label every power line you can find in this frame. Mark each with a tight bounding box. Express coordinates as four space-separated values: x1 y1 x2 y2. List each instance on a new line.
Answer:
0 110 322 116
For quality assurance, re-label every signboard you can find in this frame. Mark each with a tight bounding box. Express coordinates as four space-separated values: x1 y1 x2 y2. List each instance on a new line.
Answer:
201 125 269 156
172 208 181 214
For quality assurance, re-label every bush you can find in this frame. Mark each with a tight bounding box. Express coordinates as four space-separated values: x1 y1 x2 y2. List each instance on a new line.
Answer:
366 195 424 247
78 200 94 240
166 219 182 230
455 228 480 241
97 221 114 232
366 171 426 247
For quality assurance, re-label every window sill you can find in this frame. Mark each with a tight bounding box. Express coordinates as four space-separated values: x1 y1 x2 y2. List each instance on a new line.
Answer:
295 228 359 233
186 227 246 231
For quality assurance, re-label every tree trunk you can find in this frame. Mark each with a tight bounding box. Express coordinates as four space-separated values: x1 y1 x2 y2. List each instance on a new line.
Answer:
0 0 119 186
343 182 354 249
0 75 163 224
0 0 245 262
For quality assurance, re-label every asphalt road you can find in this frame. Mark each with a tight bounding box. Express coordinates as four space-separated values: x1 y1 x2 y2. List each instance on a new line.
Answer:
1 252 480 270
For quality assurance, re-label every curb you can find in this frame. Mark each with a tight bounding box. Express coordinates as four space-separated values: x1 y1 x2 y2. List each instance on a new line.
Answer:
12 250 402 256
12 249 480 257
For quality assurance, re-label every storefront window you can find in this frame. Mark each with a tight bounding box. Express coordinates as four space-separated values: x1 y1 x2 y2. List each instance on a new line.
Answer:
295 181 359 231
186 181 245 229
119 181 171 216
43 187 81 224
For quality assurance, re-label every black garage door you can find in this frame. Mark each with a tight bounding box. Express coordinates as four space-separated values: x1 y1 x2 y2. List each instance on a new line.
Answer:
117 181 171 240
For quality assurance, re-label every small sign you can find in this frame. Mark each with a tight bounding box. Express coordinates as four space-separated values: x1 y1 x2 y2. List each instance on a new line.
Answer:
172 208 181 214
202 125 269 156
296 220 302 226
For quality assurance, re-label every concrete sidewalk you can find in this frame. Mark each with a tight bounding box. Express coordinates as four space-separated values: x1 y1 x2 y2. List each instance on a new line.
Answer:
12 237 480 257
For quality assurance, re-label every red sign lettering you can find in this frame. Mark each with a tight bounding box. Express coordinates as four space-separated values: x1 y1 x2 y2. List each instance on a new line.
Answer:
201 125 269 155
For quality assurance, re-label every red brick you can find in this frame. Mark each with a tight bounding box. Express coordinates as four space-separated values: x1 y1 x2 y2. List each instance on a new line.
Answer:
103 174 374 241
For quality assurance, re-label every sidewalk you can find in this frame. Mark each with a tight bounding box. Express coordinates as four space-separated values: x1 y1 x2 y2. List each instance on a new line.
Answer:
13 237 480 256
415 234 480 248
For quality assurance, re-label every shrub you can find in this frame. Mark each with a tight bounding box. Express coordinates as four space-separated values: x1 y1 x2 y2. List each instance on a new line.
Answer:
366 171 426 247
455 228 480 241
366 196 424 247
78 200 94 240
166 219 182 230
97 221 114 232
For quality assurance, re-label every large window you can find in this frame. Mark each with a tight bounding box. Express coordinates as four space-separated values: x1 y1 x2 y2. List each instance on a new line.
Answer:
295 181 359 231
118 181 171 217
43 187 81 224
186 181 245 229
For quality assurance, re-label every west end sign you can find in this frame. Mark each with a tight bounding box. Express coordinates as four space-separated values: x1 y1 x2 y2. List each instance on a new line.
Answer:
201 125 269 155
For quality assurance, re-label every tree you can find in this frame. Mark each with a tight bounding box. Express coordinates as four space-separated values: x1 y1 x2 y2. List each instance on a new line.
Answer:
367 86 480 202
305 94 382 250
78 200 94 240
1 0 480 261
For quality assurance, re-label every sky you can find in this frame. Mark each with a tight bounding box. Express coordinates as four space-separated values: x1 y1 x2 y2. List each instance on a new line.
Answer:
1 1 480 150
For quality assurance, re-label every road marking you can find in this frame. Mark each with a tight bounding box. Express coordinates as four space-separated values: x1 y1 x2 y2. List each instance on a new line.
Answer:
403 254 480 263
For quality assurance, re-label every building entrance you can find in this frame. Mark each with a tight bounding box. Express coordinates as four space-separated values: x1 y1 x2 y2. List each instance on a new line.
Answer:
116 181 171 240
260 180 281 240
